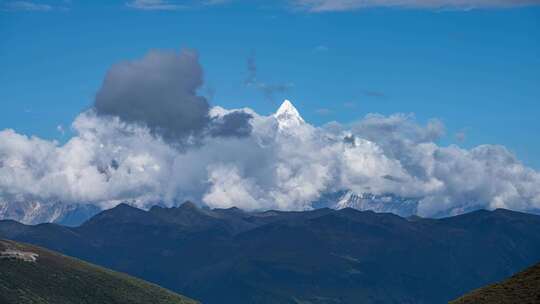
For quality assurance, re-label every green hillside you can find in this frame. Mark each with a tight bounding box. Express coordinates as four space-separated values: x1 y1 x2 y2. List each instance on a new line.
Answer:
0 239 198 304
450 262 540 304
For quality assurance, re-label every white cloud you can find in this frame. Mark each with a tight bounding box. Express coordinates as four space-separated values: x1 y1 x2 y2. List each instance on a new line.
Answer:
125 0 230 11
126 0 187 10
0 48 538 217
314 45 329 52
2 1 53 11
56 124 65 136
292 0 540 12
1 101 539 217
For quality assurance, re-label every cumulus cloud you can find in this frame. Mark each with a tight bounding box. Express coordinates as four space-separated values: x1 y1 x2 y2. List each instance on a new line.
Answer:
94 49 209 142
1 103 540 217
1 49 540 218
292 0 540 12
94 48 251 142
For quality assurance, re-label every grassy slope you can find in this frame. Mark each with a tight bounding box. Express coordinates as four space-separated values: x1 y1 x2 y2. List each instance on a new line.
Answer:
450 262 540 304
0 239 198 304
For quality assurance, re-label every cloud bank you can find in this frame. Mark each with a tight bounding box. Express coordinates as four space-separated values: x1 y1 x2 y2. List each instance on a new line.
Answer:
1 48 539 217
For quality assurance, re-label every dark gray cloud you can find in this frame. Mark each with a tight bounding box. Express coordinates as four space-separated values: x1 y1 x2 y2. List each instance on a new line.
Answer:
95 49 210 141
95 48 251 142
343 134 356 146
210 111 253 137
382 174 405 183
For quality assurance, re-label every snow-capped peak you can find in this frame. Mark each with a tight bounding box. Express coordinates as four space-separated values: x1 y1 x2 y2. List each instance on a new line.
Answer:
332 190 419 217
274 99 305 129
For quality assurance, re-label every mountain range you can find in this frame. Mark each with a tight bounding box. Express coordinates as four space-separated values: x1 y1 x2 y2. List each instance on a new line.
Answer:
1 202 540 303
0 190 420 226
0 200 102 226
3 100 538 227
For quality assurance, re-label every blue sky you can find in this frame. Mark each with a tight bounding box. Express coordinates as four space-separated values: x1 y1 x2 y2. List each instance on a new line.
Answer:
1 0 539 167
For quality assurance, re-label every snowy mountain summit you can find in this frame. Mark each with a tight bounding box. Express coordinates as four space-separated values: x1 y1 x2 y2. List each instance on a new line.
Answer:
274 99 305 130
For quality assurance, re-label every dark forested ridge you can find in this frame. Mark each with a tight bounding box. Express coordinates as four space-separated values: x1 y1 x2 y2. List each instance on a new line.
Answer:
0 239 198 304
2 203 540 304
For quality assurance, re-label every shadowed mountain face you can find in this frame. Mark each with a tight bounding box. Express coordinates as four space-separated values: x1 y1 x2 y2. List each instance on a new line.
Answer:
1 203 540 304
0 239 198 304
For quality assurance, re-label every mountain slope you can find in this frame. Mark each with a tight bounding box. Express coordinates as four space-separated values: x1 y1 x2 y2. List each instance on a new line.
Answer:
1 204 540 303
450 262 540 304
0 239 198 304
